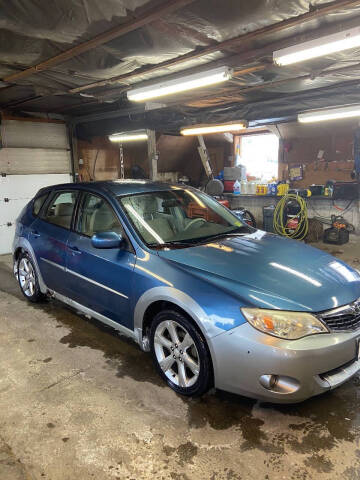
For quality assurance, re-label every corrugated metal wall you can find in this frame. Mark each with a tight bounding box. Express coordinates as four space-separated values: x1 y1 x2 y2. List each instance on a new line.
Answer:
0 119 72 254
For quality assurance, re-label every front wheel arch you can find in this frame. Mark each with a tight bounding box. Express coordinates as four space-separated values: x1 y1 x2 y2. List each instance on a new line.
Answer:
142 300 214 387
150 308 213 395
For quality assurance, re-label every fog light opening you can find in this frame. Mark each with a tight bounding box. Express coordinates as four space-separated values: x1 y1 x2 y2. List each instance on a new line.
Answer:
259 374 300 394
259 374 278 390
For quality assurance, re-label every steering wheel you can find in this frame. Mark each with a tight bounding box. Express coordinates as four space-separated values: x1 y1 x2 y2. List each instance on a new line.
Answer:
184 217 207 231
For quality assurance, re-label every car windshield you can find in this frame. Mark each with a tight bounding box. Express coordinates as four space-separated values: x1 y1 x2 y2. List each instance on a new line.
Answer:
118 188 251 247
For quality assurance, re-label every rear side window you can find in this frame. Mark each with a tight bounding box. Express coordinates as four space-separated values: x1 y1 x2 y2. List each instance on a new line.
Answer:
43 191 78 230
32 193 48 216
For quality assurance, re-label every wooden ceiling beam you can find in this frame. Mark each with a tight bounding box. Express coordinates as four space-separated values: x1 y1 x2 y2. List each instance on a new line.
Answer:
184 64 360 107
3 0 196 83
238 63 360 95
2 95 43 109
68 0 360 95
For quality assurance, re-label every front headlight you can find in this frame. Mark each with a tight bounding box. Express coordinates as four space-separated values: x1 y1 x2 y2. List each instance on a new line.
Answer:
241 308 329 340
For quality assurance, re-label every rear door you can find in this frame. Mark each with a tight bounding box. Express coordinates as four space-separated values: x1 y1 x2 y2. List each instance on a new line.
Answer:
65 191 135 328
30 189 79 295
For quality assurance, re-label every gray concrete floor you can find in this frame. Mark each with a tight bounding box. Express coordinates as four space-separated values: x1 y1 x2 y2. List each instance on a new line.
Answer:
1 240 360 480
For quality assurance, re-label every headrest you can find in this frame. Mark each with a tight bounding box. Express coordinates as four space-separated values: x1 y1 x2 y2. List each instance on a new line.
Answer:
93 205 115 232
127 196 146 213
127 195 158 215
162 199 178 208
142 196 158 214
55 203 73 216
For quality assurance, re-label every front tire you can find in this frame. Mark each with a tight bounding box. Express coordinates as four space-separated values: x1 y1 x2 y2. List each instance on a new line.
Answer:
150 310 212 396
18 252 44 303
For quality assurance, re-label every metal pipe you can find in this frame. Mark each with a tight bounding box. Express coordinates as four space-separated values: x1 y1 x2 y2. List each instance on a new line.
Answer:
67 123 78 182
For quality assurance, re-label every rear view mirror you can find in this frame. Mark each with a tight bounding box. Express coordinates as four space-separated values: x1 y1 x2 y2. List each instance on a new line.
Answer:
91 231 123 249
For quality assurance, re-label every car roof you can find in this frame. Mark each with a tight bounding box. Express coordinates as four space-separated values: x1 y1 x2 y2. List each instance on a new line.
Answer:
40 180 184 196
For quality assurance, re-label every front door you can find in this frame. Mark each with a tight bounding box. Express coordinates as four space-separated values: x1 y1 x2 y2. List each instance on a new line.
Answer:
31 190 79 295
65 192 135 328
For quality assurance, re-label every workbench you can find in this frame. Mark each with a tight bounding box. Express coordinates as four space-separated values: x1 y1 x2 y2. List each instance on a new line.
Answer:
224 194 360 232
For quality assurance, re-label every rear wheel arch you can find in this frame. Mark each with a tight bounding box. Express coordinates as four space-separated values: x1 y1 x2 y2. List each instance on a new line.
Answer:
14 247 24 261
13 247 25 277
13 241 47 293
17 250 45 302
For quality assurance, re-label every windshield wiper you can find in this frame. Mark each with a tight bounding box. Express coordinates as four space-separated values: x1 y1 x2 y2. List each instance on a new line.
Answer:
151 240 195 249
151 228 250 249
193 227 250 243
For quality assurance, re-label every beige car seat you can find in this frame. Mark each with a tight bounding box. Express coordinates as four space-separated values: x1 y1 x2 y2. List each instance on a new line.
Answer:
53 203 74 228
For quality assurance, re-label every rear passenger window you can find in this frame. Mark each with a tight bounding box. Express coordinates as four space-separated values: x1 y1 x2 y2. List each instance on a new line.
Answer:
33 193 48 216
43 191 78 229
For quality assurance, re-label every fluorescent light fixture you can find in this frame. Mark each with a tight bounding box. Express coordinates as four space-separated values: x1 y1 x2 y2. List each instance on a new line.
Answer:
181 122 246 136
274 26 360 66
298 104 360 123
127 66 232 102
109 130 148 142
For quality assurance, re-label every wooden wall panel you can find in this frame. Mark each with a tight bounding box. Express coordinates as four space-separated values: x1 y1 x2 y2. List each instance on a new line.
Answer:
278 119 357 188
77 134 232 184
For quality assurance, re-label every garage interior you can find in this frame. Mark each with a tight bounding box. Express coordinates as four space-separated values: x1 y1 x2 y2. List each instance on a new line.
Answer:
2 0 360 479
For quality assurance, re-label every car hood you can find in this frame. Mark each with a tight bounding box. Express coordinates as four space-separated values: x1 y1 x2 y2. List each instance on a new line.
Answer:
158 230 360 312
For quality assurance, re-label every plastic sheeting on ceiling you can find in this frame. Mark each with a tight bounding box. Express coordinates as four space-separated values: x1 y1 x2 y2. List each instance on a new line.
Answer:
1 0 360 131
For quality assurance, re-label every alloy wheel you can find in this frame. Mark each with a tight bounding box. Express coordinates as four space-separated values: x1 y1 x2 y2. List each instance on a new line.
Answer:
18 257 36 298
153 320 200 388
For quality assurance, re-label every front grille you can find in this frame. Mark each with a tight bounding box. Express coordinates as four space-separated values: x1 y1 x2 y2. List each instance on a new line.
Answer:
319 299 360 332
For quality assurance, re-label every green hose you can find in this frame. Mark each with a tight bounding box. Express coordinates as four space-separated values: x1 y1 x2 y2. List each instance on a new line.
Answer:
273 194 309 240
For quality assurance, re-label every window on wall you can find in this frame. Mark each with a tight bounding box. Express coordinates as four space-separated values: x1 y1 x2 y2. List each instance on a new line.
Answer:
236 133 279 182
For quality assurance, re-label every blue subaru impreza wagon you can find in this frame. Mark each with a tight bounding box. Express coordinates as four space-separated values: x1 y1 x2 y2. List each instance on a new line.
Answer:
13 180 360 402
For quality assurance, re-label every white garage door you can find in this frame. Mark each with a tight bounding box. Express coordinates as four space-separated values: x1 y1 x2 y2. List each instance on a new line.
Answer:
0 119 72 255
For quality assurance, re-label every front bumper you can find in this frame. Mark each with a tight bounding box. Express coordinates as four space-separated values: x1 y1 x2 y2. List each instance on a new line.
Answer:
209 322 360 403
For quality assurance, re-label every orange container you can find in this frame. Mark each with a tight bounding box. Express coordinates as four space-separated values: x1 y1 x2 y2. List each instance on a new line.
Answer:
218 199 230 208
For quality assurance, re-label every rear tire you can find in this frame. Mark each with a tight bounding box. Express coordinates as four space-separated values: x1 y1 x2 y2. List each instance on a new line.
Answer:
150 309 212 396
17 252 44 303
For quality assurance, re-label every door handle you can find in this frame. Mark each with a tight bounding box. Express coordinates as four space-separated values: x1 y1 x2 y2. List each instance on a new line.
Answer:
30 230 40 238
68 245 82 255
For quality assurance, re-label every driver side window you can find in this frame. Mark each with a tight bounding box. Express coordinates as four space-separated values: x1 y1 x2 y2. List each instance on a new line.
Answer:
77 193 123 237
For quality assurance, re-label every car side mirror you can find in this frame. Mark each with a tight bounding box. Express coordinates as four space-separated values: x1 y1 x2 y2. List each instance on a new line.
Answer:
91 231 123 249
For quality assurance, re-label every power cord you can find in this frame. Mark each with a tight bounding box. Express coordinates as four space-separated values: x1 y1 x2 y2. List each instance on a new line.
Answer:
273 194 309 240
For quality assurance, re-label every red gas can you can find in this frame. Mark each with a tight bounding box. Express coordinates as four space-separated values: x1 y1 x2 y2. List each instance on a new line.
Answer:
218 199 230 208
223 180 235 193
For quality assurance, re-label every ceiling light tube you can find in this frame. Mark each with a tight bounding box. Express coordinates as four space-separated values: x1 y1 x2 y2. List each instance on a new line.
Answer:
109 130 148 142
298 105 360 123
274 26 360 66
127 66 232 102
181 122 246 136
